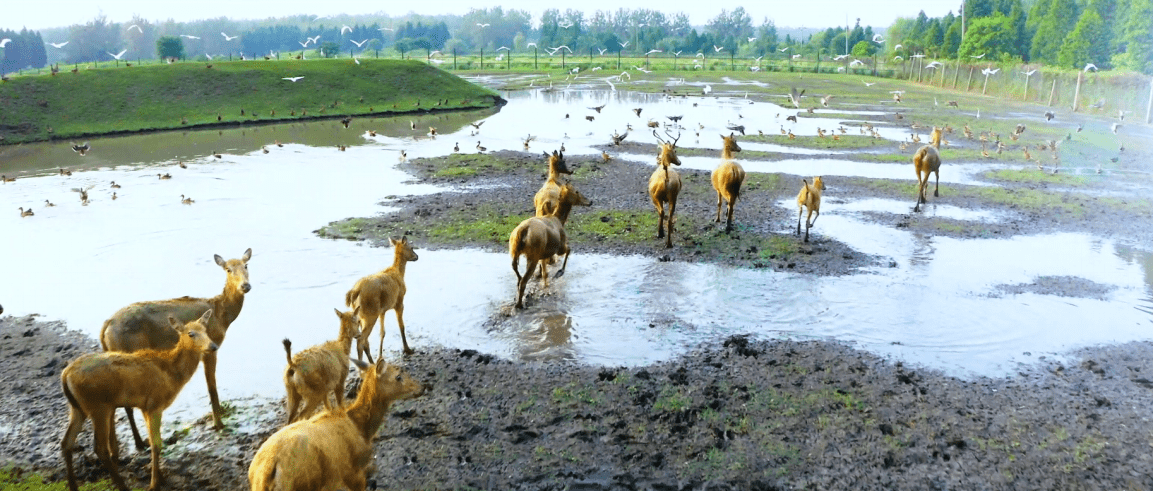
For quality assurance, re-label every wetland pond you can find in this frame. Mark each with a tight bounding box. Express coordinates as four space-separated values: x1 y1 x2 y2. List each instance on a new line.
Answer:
2 84 1151 422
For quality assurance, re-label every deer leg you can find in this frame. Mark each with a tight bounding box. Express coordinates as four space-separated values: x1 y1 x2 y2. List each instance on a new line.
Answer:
557 244 571 277
356 314 377 364
715 191 723 222
797 207 803 235
726 197 736 233
655 202 666 239
91 408 129 491
516 261 535 308
809 209 820 228
107 410 120 462
144 411 165 490
123 406 147 450
395 303 413 355
933 170 940 197
334 370 348 408
666 199 677 248
62 404 87 491
377 312 388 361
202 351 224 430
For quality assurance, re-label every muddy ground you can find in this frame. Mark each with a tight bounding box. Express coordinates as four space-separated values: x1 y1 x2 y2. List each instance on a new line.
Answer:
5 313 1153 490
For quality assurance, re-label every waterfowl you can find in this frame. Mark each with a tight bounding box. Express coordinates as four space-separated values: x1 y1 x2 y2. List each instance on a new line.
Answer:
111 192 117 200
181 194 194 205
262 146 269 154
212 151 222 159
59 168 72 176
475 141 486 152
19 207 33 217
340 117 351 128
110 181 121 188
158 173 172 180
453 142 459 152
178 161 187 169
71 142 90 155
0 175 13 183
44 199 55 207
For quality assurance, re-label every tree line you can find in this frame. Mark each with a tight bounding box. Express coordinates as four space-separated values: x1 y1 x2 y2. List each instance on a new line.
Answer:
3 2 1149 75
885 0 1151 73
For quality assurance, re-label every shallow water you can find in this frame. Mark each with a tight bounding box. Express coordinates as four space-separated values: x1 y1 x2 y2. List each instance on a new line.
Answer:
2 90 1151 419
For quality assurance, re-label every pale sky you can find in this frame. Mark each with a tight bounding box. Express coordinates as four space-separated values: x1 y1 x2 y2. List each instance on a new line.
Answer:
4 0 958 32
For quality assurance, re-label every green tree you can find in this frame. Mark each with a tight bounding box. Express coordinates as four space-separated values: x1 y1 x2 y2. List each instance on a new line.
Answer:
965 0 996 18
942 20 963 58
1058 9 1107 68
958 12 1017 60
317 41 339 58
1112 0 1152 73
155 36 185 60
851 40 873 57
1030 0 1078 64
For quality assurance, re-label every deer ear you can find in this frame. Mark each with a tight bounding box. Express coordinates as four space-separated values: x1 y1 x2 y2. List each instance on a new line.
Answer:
335 307 343 318
353 305 361 316
242 248 252 262
214 254 225 267
544 151 551 159
167 314 179 328
389 236 398 246
198 309 213 325
350 359 369 371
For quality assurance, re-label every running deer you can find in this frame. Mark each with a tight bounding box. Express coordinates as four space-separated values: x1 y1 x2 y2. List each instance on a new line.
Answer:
63 310 217 491
510 183 591 309
345 237 418 361
796 177 826 242
648 130 682 248
100 248 252 449
711 133 745 233
533 150 573 216
913 127 943 212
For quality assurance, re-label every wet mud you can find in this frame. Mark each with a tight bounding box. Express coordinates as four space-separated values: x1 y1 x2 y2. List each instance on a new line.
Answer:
6 314 1153 490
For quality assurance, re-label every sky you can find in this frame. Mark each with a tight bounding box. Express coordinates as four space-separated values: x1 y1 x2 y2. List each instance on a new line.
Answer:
4 0 959 32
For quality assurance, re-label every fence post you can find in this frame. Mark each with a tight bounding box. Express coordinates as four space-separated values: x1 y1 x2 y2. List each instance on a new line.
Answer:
561 50 565 70
1072 71 1083 112
1047 78 1057 107
815 52 819 73
1146 77 1152 124
965 67 974 91
1023 71 1031 100
534 47 538 69
480 48 483 70
453 49 457 70
617 50 621 70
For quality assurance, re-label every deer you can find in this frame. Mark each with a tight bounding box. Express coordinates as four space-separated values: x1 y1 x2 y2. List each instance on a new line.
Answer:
510 183 591 309
63 310 218 491
345 237 418 362
712 133 745 233
100 248 252 450
796 176 826 242
648 130 682 248
248 359 425 491
533 150 573 217
281 307 362 424
913 127 943 212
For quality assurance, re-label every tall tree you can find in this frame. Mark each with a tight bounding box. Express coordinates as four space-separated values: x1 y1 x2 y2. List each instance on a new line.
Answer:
156 36 185 59
1030 0 1079 64
1113 0 1152 74
958 12 1016 60
1058 9 1108 68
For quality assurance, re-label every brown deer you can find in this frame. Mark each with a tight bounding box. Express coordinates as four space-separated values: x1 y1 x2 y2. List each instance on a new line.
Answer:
796 177 826 242
100 248 252 449
248 359 425 491
510 183 591 309
63 310 218 491
533 150 573 217
712 133 745 233
913 127 943 212
648 130 682 248
282 307 362 423
345 237 418 361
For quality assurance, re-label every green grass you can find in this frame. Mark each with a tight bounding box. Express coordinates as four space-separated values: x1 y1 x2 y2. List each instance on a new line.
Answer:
0 466 138 491
0 59 499 144
982 168 1093 186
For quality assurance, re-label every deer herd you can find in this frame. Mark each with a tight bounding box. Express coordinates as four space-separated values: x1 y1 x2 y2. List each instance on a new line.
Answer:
50 114 950 491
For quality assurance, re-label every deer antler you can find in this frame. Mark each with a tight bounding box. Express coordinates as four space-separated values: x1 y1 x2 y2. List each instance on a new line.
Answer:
664 130 681 146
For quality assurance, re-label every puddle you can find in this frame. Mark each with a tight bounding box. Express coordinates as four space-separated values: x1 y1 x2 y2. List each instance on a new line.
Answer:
817 197 1006 222
2 90 1152 419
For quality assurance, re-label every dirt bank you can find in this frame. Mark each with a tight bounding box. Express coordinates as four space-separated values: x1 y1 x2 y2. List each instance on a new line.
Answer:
5 314 1153 490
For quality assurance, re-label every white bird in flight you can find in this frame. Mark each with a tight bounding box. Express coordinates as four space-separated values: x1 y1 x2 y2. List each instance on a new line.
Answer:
873 34 884 43
1084 63 1098 72
379 27 394 32
527 42 537 48
298 40 310 48
925 61 942 68
180 34 200 40
48 41 69 48
981 67 1000 75
476 23 490 28
645 49 662 55
341 25 352 35
282 76 304 82
222 32 239 41
108 49 128 60
350 39 369 48
1022 69 1037 76
558 21 573 29
713 45 724 52
205 53 213 60
127 24 143 33
0 38 11 48
748 37 757 43
894 44 903 50
894 56 903 61
971 53 986 59
778 46 789 52
619 40 629 48
308 35 321 44
792 54 802 60
597 48 607 55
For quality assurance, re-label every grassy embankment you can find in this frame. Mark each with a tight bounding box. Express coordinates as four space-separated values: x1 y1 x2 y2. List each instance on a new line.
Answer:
0 59 501 144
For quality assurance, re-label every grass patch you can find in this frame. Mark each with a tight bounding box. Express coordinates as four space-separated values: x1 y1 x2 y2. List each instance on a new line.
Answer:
0 59 499 144
741 134 890 150
428 206 526 244
0 466 135 491
982 168 1092 186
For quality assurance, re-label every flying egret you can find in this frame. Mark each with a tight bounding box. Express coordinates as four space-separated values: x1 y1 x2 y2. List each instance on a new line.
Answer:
282 76 304 82
619 40 629 48
981 67 1000 76
379 27 394 32
558 21 573 29
748 37 757 43
308 35 321 44
127 25 143 33
894 44 903 50
0 38 11 47
298 40 310 48
180 34 200 40
779 46 789 52
597 48 607 55
108 49 128 60
873 34 884 43
1022 69 1037 76
645 49 662 55
222 32 239 41
971 53 986 59
477 23 490 28
48 41 69 48
351 39 369 48
1083 63 1098 72
713 44 724 52
341 25 352 34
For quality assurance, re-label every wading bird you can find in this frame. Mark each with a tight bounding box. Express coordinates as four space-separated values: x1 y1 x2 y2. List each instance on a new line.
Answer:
108 49 128 60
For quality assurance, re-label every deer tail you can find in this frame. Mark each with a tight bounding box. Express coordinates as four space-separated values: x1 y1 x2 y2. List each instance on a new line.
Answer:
61 376 83 415
282 339 295 372
345 284 360 308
